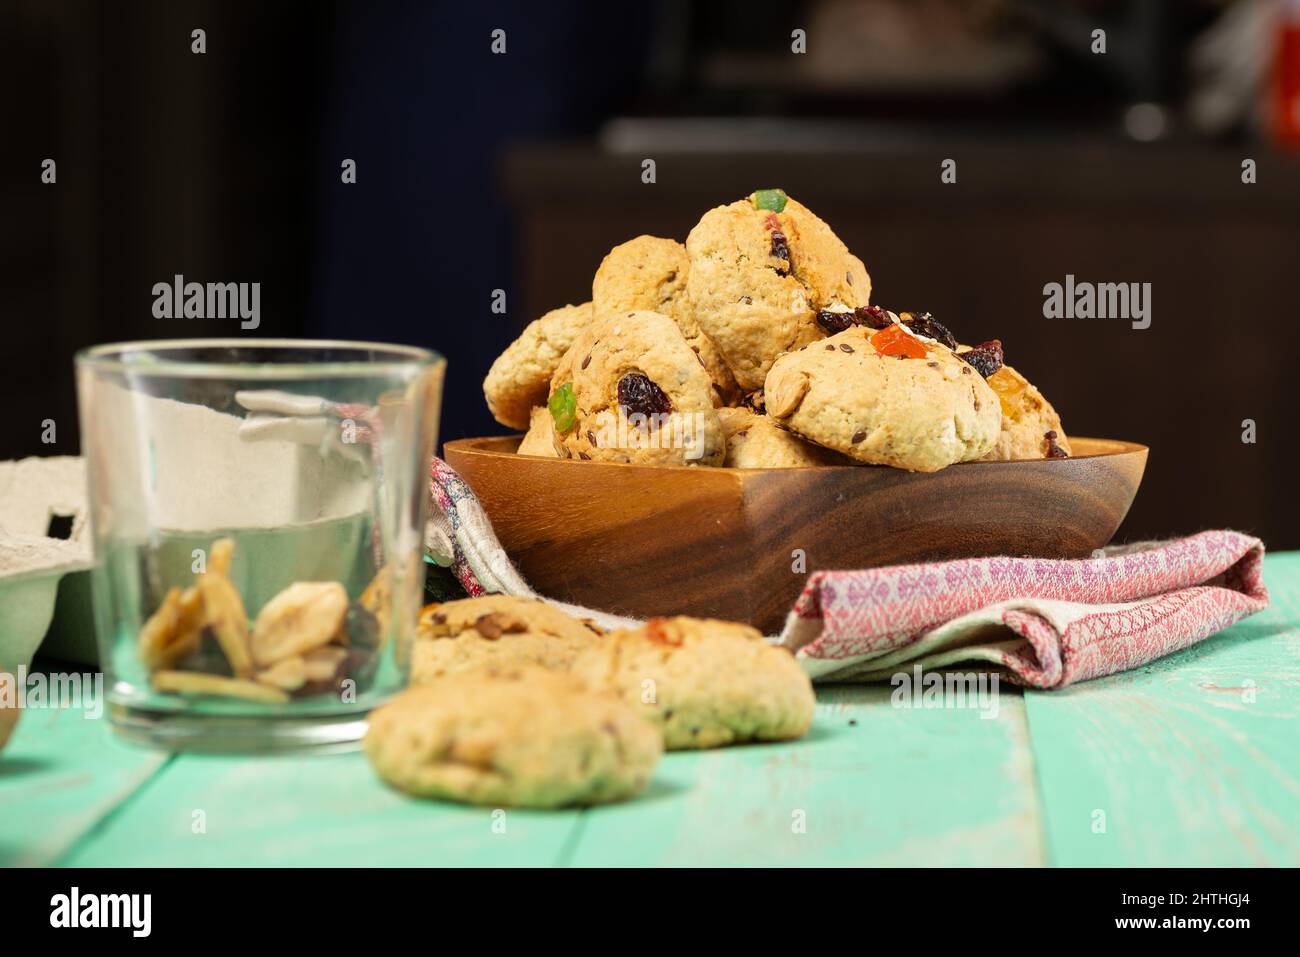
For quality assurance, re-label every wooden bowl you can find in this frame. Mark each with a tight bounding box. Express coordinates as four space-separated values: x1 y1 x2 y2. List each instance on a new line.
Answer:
444 436 1148 635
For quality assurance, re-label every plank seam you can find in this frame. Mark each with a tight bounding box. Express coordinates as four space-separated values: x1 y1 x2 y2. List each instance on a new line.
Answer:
1019 690 1060 868
51 752 178 867
553 810 589 868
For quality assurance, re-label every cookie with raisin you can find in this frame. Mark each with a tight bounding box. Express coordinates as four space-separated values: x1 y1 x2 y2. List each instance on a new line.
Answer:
592 235 739 406
516 406 559 457
547 310 725 466
764 323 1000 472
685 191 871 392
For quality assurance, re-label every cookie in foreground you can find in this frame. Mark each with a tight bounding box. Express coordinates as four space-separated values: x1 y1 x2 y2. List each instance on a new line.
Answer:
412 595 602 683
571 616 815 750
364 666 662 808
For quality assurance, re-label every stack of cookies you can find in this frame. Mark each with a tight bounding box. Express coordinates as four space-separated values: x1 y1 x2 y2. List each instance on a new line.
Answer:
364 596 815 809
484 189 1070 472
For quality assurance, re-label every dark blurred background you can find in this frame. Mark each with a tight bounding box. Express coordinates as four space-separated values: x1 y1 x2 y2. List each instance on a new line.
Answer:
2 0 1299 547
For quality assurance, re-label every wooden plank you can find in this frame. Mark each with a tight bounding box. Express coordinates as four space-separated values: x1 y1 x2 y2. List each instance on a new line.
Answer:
42 553 1300 867
567 685 1044 867
62 749 583 867
1025 552 1300 866
0 692 168 867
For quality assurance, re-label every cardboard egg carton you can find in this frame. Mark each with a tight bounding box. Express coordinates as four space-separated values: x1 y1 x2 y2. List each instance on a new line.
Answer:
0 456 92 669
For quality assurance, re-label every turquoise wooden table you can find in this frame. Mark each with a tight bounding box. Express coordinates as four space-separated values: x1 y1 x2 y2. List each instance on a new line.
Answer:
3 553 1297 868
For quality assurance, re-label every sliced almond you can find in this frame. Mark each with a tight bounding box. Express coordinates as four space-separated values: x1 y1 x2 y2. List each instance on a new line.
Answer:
197 572 255 677
256 656 307 692
764 369 810 418
139 587 185 672
177 585 204 632
152 670 289 703
250 581 348 668
302 645 349 682
360 566 389 616
360 566 394 647
163 628 203 670
209 537 235 577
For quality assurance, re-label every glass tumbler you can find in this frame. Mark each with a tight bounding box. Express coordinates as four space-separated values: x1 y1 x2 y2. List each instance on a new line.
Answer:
75 340 444 751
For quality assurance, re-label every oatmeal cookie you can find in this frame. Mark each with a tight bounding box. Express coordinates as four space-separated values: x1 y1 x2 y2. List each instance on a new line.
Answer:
411 595 602 683
547 310 725 466
980 364 1073 461
365 666 662 807
717 406 848 468
764 323 1000 471
571 616 815 750
685 193 871 391
483 302 593 430
592 236 739 405
516 406 559 457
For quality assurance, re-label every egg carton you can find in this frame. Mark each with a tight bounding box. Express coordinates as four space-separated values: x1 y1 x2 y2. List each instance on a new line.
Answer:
0 456 94 670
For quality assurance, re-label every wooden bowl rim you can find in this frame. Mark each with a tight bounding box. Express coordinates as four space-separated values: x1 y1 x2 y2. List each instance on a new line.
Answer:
444 435 1149 472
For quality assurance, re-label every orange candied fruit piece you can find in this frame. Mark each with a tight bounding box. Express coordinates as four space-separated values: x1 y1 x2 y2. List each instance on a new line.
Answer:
987 367 1026 418
869 323 928 359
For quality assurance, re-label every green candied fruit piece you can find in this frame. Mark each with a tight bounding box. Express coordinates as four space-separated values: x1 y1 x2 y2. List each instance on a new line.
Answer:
752 188 788 213
548 382 576 432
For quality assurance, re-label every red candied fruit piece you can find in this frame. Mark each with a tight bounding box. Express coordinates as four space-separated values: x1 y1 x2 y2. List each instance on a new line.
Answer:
645 618 684 646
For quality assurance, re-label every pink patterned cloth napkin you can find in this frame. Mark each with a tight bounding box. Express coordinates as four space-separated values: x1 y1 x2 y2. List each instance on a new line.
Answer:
427 458 1269 688
781 531 1269 687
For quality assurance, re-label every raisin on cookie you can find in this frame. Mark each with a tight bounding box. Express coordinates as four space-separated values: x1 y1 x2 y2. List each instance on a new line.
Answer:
365 666 662 808
592 235 739 406
571 616 815 750
483 302 593 430
764 322 1000 472
685 194 871 391
547 310 725 466
412 595 602 683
